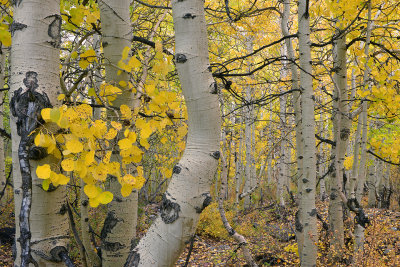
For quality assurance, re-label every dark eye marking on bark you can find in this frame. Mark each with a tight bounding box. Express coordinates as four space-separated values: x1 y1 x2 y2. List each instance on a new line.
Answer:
175 53 187 63
195 192 212 213
46 15 62 48
10 21 27 36
211 151 220 160
183 13 196 19
173 165 181 174
295 211 303 233
210 82 218 94
10 71 53 266
160 193 180 224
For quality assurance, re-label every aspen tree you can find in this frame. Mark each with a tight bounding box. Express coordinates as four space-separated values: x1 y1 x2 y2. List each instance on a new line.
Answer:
98 0 138 265
125 0 221 265
10 0 69 265
298 0 318 265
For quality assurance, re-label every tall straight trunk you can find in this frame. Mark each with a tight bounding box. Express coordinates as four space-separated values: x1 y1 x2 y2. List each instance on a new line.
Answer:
0 47 7 207
329 25 350 252
277 50 288 206
98 1 138 266
10 0 69 265
276 93 288 206
125 0 221 265
280 0 304 257
298 1 317 265
353 0 373 251
244 38 254 209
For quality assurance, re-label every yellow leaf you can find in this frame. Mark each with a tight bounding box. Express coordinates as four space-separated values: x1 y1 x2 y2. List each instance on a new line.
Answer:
119 80 127 87
140 138 150 150
164 168 173 178
42 179 50 191
121 183 133 197
50 108 61 122
61 158 75 172
79 59 90 69
104 128 117 140
85 150 95 165
66 139 84 154
57 94 65 101
57 173 69 185
103 151 112 163
128 132 137 143
81 49 97 63
177 125 188 137
128 56 140 70
89 198 100 207
96 191 113 204
41 108 51 121
70 51 78 59
111 121 122 131
140 123 152 139
36 164 51 179
120 104 132 119
86 13 98 24
122 46 130 60
118 138 132 150
155 40 162 53
84 184 101 199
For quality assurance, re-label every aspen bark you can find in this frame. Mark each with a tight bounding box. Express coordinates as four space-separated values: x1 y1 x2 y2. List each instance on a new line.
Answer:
243 38 254 209
98 0 138 266
10 0 68 265
328 25 350 252
0 47 6 207
298 1 318 265
280 0 304 257
124 0 221 265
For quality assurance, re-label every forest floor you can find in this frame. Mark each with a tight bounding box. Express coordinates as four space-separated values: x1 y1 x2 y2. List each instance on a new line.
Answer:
1 196 400 266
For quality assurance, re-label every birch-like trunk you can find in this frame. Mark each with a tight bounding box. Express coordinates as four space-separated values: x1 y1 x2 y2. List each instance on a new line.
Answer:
124 0 221 265
243 38 254 209
277 46 288 205
280 0 304 257
10 0 68 265
0 47 7 207
328 26 350 252
298 1 317 265
98 1 138 266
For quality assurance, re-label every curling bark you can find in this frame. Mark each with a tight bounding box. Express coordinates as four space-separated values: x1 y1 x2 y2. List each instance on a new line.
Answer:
124 0 221 265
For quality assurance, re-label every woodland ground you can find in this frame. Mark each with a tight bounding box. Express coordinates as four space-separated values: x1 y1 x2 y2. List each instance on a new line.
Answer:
1 195 400 266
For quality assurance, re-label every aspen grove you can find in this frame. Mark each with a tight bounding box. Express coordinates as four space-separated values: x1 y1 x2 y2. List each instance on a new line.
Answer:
0 0 400 266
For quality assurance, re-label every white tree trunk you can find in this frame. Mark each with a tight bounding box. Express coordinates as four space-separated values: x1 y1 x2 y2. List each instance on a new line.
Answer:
280 0 304 257
0 48 7 207
298 1 318 265
244 38 254 209
98 1 138 266
10 0 68 266
124 0 221 265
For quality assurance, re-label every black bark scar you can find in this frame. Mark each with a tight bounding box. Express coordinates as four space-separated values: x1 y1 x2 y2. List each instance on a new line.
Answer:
10 21 27 36
160 193 180 224
47 15 62 48
10 71 52 267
